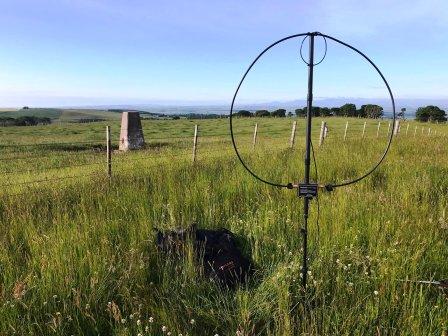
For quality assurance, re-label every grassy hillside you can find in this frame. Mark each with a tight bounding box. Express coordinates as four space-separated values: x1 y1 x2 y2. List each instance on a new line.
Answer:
0 117 446 335
0 108 123 122
58 109 123 121
0 108 64 119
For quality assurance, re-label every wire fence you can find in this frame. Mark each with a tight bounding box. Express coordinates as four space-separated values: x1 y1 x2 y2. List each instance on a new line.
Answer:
0 119 445 197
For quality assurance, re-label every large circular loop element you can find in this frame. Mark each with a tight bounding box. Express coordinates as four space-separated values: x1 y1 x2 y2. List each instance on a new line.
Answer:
229 32 396 190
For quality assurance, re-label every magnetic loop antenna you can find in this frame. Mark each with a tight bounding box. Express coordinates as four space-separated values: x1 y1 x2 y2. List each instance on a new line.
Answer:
229 32 396 290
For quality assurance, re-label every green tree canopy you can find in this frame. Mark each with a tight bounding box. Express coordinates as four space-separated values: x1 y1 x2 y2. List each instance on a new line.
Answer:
320 107 332 117
0 116 51 127
340 103 357 117
255 110 270 117
360 104 383 118
295 108 306 117
271 109 286 117
303 106 321 117
331 107 342 116
415 106 447 122
235 110 253 117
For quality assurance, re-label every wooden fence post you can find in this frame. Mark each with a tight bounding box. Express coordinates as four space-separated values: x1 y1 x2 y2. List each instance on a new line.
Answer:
376 122 381 138
428 128 431 136
106 125 112 177
192 125 198 162
414 126 417 137
253 123 258 149
319 121 326 146
406 123 409 136
362 121 367 139
387 122 391 135
393 119 400 136
289 121 297 148
421 127 424 135
344 121 348 141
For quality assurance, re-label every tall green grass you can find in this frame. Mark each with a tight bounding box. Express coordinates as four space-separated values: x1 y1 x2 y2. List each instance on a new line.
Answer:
0 117 447 335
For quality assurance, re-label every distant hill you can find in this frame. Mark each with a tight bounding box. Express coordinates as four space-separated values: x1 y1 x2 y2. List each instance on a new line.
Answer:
0 108 63 119
0 108 160 122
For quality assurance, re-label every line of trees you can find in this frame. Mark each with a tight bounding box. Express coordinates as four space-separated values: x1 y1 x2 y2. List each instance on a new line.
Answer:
235 104 384 118
235 104 447 123
0 116 52 127
295 104 384 118
76 118 106 123
235 109 290 118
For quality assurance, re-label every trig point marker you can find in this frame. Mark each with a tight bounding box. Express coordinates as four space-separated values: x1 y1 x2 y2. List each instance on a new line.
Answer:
119 112 145 151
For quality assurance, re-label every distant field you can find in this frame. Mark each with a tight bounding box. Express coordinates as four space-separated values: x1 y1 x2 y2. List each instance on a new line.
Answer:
0 117 447 335
0 107 123 122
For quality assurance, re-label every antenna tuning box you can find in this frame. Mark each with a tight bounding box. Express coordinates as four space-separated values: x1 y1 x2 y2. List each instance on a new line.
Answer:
298 183 318 198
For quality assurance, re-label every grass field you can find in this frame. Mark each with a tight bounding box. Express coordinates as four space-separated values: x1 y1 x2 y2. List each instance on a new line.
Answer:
0 116 447 335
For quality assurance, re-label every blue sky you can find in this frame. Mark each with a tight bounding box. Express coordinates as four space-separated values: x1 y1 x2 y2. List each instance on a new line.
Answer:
0 0 447 107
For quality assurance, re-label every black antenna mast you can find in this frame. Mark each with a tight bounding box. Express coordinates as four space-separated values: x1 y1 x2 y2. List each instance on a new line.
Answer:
300 32 316 289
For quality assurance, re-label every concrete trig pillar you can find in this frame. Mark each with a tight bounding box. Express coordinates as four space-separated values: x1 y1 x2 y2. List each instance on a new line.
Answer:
119 112 145 150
